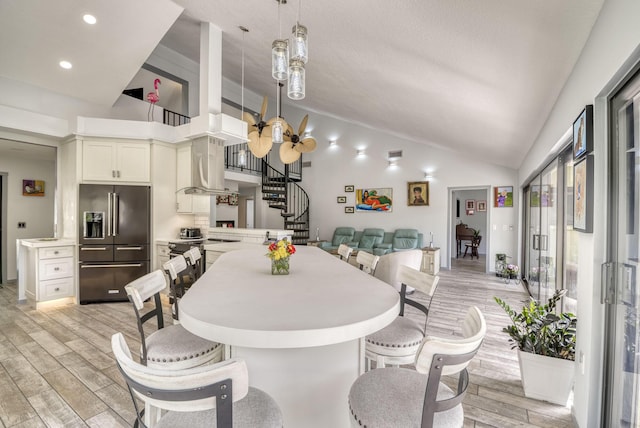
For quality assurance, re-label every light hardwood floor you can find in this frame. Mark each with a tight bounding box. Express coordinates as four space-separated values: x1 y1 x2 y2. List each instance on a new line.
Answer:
0 258 576 427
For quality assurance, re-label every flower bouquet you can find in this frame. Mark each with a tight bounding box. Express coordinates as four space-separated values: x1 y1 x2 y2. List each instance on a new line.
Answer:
505 264 519 278
266 238 296 275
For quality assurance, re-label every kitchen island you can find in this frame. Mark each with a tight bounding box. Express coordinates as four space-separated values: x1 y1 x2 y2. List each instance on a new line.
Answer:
179 246 399 428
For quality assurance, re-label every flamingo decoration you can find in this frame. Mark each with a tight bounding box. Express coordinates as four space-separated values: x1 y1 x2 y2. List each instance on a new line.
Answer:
147 78 161 121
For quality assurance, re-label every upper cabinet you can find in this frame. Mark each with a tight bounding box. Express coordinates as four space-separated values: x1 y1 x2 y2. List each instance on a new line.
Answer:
82 141 150 183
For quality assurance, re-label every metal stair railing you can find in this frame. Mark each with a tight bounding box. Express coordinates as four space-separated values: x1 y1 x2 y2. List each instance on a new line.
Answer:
261 160 310 245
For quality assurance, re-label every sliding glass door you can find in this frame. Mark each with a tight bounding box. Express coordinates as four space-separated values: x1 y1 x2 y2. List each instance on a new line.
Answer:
604 70 640 427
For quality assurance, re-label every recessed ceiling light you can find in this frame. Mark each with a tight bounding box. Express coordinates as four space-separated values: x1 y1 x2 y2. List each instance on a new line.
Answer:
59 60 73 69
83 14 97 25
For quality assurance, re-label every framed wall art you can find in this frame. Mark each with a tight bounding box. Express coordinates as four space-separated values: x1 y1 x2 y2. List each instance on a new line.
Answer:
573 155 593 232
477 200 487 212
345 206 355 213
337 196 347 203
355 188 393 212
407 181 429 206
573 104 593 160
23 179 44 196
465 199 475 210
344 185 354 192
494 186 513 207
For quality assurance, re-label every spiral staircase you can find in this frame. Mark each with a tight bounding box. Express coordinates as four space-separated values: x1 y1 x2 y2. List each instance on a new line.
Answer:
261 159 310 245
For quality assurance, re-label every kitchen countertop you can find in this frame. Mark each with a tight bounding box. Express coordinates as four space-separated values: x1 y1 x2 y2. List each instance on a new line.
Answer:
203 241 265 252
19 238 76 248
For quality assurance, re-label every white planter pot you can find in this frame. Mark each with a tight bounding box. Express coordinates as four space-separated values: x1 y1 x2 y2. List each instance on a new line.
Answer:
517 349 575 406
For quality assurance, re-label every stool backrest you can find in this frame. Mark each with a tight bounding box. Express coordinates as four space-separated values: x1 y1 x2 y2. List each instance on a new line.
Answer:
337 244 353 261
356 251 380 275
112 332 248 428
163 255 188 281
124 270 167 365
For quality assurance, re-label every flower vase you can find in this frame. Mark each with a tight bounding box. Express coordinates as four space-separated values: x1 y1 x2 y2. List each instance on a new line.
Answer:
271 257 290 275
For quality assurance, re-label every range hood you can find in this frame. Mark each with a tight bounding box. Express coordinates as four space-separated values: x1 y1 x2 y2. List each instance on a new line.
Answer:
184 136 230 195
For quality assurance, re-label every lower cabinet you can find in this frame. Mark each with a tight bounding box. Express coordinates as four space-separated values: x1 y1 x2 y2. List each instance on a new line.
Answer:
26 245 75 308
421 247 440 276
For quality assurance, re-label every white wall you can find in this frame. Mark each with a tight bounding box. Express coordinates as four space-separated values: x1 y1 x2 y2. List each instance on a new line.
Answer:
1 150 56 280
517 1 640 426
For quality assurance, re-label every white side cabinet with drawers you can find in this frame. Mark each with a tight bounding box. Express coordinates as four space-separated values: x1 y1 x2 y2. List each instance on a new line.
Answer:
18 239 76 309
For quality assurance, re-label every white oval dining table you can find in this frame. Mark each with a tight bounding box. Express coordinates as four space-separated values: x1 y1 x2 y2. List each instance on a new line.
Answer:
179 245 400 428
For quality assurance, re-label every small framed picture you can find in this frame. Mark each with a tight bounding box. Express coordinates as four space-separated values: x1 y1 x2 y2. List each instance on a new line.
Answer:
344 185 354 192
477 200 487 212
573 105 593 160
23 179 45 196
345 206 355 213
465 199 475 210
407 181 429 206
494 186 514 207
337 196 347 203
573 156 593 233
466 209 475 216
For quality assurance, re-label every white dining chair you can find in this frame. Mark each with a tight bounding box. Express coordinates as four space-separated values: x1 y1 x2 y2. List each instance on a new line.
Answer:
124 270 223 369
349 306 487 427
112 332 283 428
356 251 380 275
337 244 353 261
365 265 439 370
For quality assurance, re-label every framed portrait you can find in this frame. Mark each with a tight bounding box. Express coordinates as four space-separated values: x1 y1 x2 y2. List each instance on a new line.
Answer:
345 206 355 213
494 186 513 207
573 155 593 232
477 200 487 212
573 105 593 160
337 196 347 203
344 185 354 192
407 181 429 206
355 188 393 212
466 209 474 216
465 199 475 210
22 179 44 196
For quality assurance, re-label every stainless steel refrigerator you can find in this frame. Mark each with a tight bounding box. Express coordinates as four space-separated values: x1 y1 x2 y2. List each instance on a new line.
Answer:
78 184 150 303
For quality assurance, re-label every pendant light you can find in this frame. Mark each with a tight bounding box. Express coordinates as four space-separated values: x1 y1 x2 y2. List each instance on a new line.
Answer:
290 0 308 64
272 0 289 81
288 59 305 100
272 81 284 144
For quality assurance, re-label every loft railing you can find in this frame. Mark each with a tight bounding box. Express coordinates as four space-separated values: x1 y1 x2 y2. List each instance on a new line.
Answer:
163 109 190 126
224 143 262 175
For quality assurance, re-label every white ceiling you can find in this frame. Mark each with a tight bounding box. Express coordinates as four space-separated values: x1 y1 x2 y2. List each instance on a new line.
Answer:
0 0 604 168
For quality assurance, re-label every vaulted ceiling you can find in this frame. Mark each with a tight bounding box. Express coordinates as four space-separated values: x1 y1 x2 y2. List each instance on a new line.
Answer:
0 0 605 167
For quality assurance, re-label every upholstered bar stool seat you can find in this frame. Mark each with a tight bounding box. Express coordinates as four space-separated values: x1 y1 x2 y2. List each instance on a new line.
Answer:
365 316 424 359
155 387 282 428
349 367 463 427
145 324 222 368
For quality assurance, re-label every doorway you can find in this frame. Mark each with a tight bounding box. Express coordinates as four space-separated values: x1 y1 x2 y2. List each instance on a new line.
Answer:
449 186 491 273
1 173 5 284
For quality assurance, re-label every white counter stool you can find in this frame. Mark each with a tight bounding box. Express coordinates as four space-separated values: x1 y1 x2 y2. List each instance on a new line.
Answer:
163 256 190 321
112 333 282 428
349 306 486 428
365 265 439 370
356 251 380 275
337 244 353 261
184 247 203 282
124 270 223 369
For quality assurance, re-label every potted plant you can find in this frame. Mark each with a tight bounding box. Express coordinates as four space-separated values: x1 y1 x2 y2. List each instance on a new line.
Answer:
494 289 577 405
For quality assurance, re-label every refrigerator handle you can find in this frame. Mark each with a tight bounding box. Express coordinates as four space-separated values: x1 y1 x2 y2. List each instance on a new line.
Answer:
107 192 113 237
113 192 119 236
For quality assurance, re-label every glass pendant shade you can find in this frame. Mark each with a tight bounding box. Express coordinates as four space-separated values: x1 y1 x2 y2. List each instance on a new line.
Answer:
238 149 247 167
290 24 308 63
272 120 284 144
288 60 305 100
271 39 289 81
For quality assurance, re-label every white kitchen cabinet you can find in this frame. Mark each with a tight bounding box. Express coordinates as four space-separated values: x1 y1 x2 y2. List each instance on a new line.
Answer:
156 243 170 270
421 247 440 276
83 140 150 183
20 242 76 308
176 144 210 214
